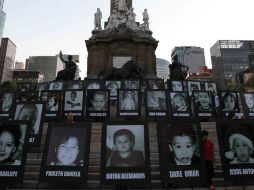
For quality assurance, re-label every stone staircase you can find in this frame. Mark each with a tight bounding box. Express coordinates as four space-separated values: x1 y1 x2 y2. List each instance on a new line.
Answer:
2 121 254 189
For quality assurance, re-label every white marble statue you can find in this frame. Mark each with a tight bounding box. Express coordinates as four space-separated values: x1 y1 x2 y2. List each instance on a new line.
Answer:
126 7 139 30
142 9 149 30
105 10 120 30
94 8 102 30
117 0 128 17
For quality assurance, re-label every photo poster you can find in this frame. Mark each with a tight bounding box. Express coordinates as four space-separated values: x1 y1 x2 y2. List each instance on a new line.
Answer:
192 91 215 118
169 91 192 118
144 79 165 90
40 123 91 184
16 82 38 102
106 80 121 100
48 81 64 91
220 91 240 116
216 120 254 180
13 102 44 147
0 91 16 119
100 122 151 185
187 80 201 96
66 80 83 90
85 89 110 119
36 82 49 100
122 80 140 90
241 92 254 119
84 79 104 90
145 90 168 118
168 80 184 92
204 82 217 96
41 90 62 122
0 120 31 183
157 121 206 186
63 90 85 119
117 90 141 118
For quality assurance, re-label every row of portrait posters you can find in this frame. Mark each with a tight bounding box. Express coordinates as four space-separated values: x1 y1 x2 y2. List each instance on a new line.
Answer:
1 120 254 187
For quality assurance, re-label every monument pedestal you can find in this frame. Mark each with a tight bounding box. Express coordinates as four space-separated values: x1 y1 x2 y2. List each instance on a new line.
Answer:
85 24 158 79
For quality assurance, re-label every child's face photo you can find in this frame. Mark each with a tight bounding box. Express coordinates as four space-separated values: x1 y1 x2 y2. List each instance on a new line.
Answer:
244 94 254 109
56 137 79 165
1 93 13 112
233 138 251 162
115 135 133 153
223 94 236 111
87 82 100 89
198 92 211 109
172 81 182 91
48 97 55 108
90 93 107 110
170 135 195 165
173 95 186 110
52 83 60 90
0 131 16 162
107 83 118 96
70 92 77 101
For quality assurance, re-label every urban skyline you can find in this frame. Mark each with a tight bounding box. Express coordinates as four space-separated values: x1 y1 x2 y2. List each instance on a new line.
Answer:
3 0 254 78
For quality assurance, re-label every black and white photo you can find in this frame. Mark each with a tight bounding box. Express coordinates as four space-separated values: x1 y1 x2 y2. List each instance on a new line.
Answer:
220 92 240 115
146 90 168 118
106 80 121 100
67 80 83 90
14 102 44 146
157 121 206 186
86 90 109 119
187 81 201 96
100 122 151 184
0 92 15 118
40 123 91 183
49 81 64 91
241 93 254 118
204 82 217 96
193 91 215 117
123 80 140 90
169 92 192 118
63 90 84 118
216 120 254 180
0 121 30 182
84 79 103 90
170 80 184 92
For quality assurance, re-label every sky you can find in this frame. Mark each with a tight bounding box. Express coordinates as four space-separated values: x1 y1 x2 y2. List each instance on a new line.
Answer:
3 0 254 78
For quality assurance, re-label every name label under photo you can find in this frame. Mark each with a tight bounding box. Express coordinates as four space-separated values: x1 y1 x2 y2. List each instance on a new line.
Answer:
169 170 200 178
173 113 190 117
89 112 107 117
229 168 254 176
149 112 166 116
119 112 138 116
45 170 81 178
0 170 18 177
106 172 146 180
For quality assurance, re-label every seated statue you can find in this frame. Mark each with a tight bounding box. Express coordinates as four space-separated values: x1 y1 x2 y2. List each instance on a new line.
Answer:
56 51 77 81
169 55 189 80
98 60 143 80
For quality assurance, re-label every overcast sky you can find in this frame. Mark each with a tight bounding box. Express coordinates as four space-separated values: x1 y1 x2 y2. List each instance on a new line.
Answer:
3 0 254 78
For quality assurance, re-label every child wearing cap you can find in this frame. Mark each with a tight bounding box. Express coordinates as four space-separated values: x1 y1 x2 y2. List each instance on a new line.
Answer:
225 133 254 164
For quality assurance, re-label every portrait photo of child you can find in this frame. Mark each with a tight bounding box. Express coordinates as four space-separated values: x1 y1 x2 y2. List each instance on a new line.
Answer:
119 90 138 111
64 91 83 111
123 80 140 90
193 91 213 112
49 82 63 91
171 80 183 92
220 92 239 113
46 127 87 166
146 90 166 111
105 125 145 167
87 90 109 111
170 92 190 112
106 80 121 98
187 81 201 96
0 92 15 112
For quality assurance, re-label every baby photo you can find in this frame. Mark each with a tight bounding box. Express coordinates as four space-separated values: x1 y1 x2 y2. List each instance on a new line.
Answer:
106 125 145 167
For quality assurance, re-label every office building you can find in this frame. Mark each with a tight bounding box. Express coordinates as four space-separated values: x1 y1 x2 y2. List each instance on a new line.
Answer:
0 38 16 83
171 46 206 73
15 61 25 70
13 70 44 83
26 55 79 82
156 58 169 80
210 40 254 90
0 0 6 44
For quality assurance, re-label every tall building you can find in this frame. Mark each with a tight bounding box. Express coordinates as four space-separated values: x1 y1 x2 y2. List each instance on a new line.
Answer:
26 54 79 82
0 0 6 44
210 40 254 90
0 38 16 83
171 46 206 73
156 58 169 80
15 61 25 70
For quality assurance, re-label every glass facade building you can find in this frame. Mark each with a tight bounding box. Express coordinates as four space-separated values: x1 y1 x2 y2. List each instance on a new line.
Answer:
0 38 16 83
156 58 169 80
210 40 254 90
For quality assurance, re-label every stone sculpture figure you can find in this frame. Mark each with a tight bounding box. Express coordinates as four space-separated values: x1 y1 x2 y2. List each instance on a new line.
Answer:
141 9 149 30
126 7 139 30
94 8 102 30
105 10 120 30
98 60 143 80
169 56 189 80
117 0 128 17
56 51 77 81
